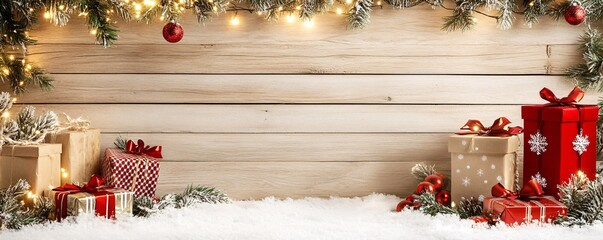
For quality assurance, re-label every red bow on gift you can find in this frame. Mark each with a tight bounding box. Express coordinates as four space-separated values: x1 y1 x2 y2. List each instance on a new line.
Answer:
52 175 116 222
540 87 584 106
457 117 523 137
125 139 163 158
491 179 544 200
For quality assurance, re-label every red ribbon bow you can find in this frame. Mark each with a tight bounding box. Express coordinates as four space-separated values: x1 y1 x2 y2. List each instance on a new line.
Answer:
52 175 116 222
491 179 544 200
125 139 163 158
457 117 523 137
540 87 584 106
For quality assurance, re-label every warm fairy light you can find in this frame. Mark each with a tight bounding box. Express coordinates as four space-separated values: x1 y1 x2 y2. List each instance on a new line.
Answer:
90 29 97 35
336 8 343 15
286 15 295 23
230 16 240 25
27 191 34 199
2 68 9 75
1 112 9 118
8 55 14 61
61 168 66 173
21 59 25 64
257 11 263 15
124 0 129 3
208 0 213 2
19 81 24 86
179 0 186 3
304 19 314 28
35 130 40 134
529 1 534 7
11 98 17 103
62 172 69 178
25 64 32 71
295 5 301 10
578 170 585 177
44 11 51 19
377 1 382 5
472 17 478 22
345 0 352 4
29 8 34 12
134 3 142 11
159 16 165 21
59 5 65 10
213 6 218 12
278 6 283 11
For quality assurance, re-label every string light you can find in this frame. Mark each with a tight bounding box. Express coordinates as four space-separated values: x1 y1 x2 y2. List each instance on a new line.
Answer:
19 81 24 86
529 1 534 7
1 112 9 118
26 64 32 70
230 16 240 25
8 55 14 61
90 29 97 35
11 97 16 103
345 0 352 4
377 1 382 5
2 68 9 75
257 11 263 15
159 16 165 21
44 11 51 19
336 8 343 15
295 6 301 10
304 19 314 28
134 3 142 11
286 14 295 23
59 5 65 10
278 6 283 11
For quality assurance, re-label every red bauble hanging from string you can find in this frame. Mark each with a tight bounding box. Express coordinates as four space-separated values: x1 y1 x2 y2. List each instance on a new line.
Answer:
163 20 184 43
564 2 586 26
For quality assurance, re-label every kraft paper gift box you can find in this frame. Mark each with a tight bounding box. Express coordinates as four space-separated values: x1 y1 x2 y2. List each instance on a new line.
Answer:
522 87 598 197
449 134 521 205
45 128 101 185
0 144 62 196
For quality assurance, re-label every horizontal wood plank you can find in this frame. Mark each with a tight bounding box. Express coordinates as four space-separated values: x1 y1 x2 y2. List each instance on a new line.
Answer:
156 161 451 199
30 6 589 45
100 133 450 162
25 104 521 133
12 74 599 104
27 43 561 74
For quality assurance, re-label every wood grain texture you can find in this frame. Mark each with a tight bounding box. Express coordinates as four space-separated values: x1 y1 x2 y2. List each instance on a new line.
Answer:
27 43 564 74
30 6 589 45
12 74 599 104
156 161 451 199
100 133 450 162
25 104 521 133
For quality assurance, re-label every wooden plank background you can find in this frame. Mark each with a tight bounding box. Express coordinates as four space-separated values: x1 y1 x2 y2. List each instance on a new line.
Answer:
16 5 600 199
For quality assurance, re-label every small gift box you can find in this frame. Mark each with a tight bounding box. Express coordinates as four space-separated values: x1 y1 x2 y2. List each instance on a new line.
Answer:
522 87 598 196
0 144 62 196
449 117 523 204
45 123 101 185
483 180 567 225
102 139 162 198
46 175 133 221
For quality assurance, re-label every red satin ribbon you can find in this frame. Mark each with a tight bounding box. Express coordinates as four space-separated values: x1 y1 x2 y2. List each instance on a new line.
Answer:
125 139 163 158
53 175 116 221
491 179 544 200
540 87 584 106
457 117 523 137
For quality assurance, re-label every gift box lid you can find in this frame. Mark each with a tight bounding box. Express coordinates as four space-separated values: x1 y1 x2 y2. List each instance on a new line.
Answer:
1 144 62 157
521 105 599 122
448 134 520 154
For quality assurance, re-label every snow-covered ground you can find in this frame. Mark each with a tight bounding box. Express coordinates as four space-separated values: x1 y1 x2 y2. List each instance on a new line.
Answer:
1 194 602 240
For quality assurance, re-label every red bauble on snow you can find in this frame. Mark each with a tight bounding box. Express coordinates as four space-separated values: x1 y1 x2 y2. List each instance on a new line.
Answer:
424 174 446 191
163 21 184 43
435 190 451 207
414 181 436 194
564 3 586 25
405 195 414 202
396 200 413 212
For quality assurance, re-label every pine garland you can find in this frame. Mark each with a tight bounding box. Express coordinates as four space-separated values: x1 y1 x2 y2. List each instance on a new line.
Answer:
133 185 230 217
0 179 53 230
555 173 603 226
0 92 58 145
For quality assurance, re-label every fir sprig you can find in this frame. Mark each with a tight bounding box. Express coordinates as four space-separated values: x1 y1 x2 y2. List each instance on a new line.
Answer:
567 28 603 92
556 173 603 226
0 179 53 230
134 185 230 217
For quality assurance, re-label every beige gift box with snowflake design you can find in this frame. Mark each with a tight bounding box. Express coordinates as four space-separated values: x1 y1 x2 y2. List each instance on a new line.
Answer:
448 134 520 205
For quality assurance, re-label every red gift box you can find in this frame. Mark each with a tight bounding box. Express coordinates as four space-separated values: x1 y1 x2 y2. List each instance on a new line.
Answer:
521 87 598 197
484 180 567 225
102 144 161 198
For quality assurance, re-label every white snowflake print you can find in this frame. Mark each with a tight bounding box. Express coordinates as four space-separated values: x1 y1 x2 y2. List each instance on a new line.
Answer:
531 172 547 189
457 154 464 160
462 177 471 187
528 130 548 155
478 195 485 202
496 176 503 182
572 129 590 156
483 180 488 184
477 169 484 176
456 169 460 173
466 165 471 169
491 164 496 170
481 155 487 161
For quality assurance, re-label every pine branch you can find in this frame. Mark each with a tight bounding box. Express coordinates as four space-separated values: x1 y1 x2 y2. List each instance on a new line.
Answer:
0 179 51 230
348 0 373 29
455 197 483 219
566 27 603 92
133 184 230 217
414 192 455 216
80 0 120 48
555 173 603 226
385 0 422 9
113 135 128 150
411 163 437 181
496 0 515 30
4 105 58 144
442 7 475 31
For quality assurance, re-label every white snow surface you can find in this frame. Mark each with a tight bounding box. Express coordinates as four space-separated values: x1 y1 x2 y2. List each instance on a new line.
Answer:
1 194 602 240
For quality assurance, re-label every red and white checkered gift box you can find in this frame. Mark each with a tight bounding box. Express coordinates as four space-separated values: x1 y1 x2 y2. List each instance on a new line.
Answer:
102 148 160 198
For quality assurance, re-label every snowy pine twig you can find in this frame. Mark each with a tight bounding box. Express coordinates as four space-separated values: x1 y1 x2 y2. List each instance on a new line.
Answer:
134 185 230 217
0 179 52 230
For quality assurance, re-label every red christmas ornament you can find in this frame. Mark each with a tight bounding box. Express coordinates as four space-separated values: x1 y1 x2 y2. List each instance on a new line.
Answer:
395 200 413 212
564 2 586 25
163 21 184 43
424 174 446 191
435 190 451 206
414 181 436 195
405 195 414 202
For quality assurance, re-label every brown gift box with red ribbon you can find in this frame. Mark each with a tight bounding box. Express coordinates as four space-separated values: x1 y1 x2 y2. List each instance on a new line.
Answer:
45 175 133 221
522 87 598 197
102 139 162 198
483 180 567 225
449 117 523 205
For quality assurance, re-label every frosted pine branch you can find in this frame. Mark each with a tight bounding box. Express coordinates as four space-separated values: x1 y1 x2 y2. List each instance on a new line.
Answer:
348 0 373 29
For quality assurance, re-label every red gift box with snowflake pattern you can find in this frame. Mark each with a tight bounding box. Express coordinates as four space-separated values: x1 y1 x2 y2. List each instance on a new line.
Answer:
102 148 160 198
521 87 598 198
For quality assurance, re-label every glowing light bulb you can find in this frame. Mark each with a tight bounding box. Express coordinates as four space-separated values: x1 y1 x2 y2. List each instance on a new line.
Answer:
471 17 478 22
11 97 16 103
213 6 217 12
2 68 9 75
179 0 186 3
304 19 314 28
90 29 97 35
257 11 263 15
1 112 9 118
8 55 14 61
159 16 165 21
134 3 142 11
61 168 66 173
44 11 51 19
345 0 352 4
286 15 295 23
278 6 283 11
529 1 534 7
451 201 456 208
144 0 157 6
19 81 24 86
336 8 343 15
377 1 382 5
59 5 65 10
62 172 69 178
578 170 585 177
230 16 239 25
295 6 301 10
27 191 33 198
